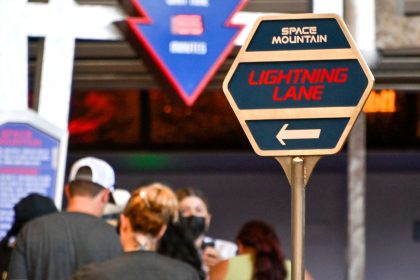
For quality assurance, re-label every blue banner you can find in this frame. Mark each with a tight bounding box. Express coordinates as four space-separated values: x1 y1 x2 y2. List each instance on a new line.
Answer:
0 123 59 239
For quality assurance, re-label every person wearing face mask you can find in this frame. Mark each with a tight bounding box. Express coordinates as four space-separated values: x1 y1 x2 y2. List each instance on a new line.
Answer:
72 183 200 280
176 187 237 276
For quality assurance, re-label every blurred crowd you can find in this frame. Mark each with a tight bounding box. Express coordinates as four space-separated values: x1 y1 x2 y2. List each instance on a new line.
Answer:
1 157 314 280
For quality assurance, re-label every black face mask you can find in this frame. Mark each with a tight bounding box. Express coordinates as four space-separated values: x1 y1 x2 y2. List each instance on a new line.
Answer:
179 215 206 240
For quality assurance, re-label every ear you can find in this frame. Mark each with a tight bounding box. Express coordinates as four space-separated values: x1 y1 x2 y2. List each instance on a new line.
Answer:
94 189 110 204
119 214 130 233
237 241 244 254
156 224 167 240
205 213 212 230
99 189 110 204
64 184 71 200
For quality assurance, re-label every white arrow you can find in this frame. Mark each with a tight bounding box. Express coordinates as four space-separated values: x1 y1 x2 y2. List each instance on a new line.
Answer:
276 124 321 146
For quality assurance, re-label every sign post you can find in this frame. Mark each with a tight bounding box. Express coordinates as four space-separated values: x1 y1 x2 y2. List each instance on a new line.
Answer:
291 157 304 280
223 14 374 280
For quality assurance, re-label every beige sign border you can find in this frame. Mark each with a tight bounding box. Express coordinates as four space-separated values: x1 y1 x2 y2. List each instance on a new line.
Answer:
223 13 375 156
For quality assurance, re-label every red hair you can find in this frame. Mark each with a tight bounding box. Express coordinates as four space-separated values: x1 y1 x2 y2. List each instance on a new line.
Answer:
236 220 287 280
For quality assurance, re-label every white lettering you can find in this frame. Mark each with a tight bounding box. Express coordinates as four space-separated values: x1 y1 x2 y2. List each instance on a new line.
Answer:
272 36 282 44
274 26 327 45
272 35 328 45
166 0 188 5
281 26 317 35
190 0 209 7
166 0 209 6
169 41 207 55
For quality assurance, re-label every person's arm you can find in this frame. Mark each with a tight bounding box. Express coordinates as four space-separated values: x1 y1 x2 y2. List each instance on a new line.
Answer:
208 259 229 280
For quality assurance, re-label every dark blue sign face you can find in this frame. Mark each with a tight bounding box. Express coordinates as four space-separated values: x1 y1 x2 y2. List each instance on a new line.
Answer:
0 123 59 239
228 59 368 109
246 18 350 51
246 118 349 150
123 0 247 105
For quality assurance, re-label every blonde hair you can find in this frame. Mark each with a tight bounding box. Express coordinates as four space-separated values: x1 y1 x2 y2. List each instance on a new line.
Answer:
123 183 178 237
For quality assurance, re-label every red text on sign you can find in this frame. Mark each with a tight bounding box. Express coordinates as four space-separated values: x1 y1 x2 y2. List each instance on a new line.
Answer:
247 67 349 102
248 67 348 85
272 85 324 101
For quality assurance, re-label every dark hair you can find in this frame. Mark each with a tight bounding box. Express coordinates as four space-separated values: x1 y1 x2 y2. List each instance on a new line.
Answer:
175 187 210 211
68 180 104 198
8 193 58 237
158 221 205 279
69 166 105 199
236 220 287 280
0 194 58 274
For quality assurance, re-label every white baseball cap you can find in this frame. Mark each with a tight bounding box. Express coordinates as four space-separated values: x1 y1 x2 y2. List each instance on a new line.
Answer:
69 157 115 203
103 188 131 216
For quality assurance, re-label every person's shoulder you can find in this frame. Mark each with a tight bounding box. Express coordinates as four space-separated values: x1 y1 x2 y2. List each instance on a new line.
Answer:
61 212 115 229
154 252 191 267
153 253 199 277
28 211 92 224
20 212 61 231
30 211 61 222
62 211 101 221
72 254 134 280
211 254 253 280
23 212 116 237
218 253 252 268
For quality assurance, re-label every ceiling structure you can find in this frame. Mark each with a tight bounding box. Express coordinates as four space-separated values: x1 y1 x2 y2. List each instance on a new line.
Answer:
27 0 419 93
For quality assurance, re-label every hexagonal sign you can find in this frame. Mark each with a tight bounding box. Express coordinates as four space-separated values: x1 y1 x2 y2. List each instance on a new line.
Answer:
223 13 374 156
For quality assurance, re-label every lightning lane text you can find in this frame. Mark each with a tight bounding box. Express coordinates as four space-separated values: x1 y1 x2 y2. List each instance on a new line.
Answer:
248 67 349 101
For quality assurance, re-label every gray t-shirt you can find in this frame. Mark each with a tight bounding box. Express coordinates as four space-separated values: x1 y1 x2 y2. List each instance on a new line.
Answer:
8 212 122 280
71 251 200 280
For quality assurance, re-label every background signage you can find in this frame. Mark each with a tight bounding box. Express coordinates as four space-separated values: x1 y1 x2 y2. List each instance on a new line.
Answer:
223 14 374 156
119 0 247 106
0 112 67 239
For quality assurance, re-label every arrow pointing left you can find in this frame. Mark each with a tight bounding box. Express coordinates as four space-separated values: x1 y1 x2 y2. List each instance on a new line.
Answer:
276 124 321 146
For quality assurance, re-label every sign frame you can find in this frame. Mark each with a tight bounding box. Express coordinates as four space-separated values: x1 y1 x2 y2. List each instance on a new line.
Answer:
223 13 374 157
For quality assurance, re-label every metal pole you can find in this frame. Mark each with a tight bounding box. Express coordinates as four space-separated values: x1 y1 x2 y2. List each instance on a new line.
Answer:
291 156 305 280
347 114 366 280
344 0 376 277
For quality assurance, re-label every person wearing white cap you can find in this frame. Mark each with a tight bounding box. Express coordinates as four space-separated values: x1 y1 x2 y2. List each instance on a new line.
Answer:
8 157 123 280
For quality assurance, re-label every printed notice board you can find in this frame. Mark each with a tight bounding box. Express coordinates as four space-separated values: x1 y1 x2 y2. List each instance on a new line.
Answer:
0 112 67 239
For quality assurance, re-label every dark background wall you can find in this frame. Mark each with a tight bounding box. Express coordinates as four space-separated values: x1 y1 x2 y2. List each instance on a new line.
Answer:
69 152 420 280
